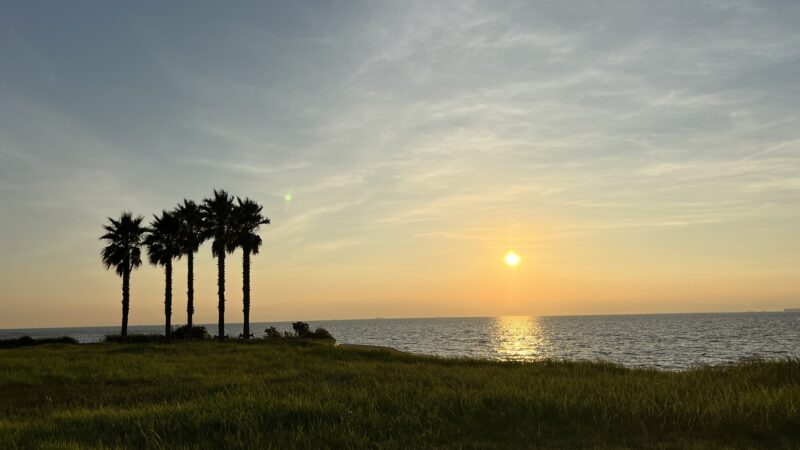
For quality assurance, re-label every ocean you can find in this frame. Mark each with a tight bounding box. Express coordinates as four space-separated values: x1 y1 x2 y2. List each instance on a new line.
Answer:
2 312 798 370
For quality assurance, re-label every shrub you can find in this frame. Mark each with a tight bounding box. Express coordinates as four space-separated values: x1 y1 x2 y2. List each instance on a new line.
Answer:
264 327 282 339
292 322 311 338
0 336 78 349
263 324 335 341
0 336 35 349
173 325 210 340
310 327 334 340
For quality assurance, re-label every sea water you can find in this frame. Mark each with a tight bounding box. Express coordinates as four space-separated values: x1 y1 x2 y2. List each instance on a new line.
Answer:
2 312 798 370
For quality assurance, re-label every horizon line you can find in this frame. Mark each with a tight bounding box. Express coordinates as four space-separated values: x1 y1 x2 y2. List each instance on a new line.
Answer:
2 309 798 331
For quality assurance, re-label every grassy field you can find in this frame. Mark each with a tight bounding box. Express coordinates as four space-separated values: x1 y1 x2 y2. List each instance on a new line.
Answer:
1 341 798 449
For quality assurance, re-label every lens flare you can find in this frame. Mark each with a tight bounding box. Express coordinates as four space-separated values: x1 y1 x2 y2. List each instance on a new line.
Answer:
284 193 293 202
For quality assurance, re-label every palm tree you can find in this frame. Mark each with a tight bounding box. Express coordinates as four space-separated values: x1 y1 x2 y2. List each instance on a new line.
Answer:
200 189 235 339
175 199 205 332
144 210 182 340
100 212 146 341
230 197 270 339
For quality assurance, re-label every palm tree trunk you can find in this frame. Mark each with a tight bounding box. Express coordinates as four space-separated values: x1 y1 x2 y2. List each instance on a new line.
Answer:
187 252 194 331
242 250 251 339
121 268 130 341
218 251 225 339
165 259 172 340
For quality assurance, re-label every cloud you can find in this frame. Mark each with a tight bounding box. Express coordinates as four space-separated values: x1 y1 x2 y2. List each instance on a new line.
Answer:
1 1 800 324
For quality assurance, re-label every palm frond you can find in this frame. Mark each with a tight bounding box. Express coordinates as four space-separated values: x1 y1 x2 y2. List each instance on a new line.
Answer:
200 189 235 258
99 212 146 277
229 197 270 254
144 210 182 267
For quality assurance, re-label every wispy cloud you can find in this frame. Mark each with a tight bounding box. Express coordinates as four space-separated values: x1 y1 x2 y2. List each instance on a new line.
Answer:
1 1 799 324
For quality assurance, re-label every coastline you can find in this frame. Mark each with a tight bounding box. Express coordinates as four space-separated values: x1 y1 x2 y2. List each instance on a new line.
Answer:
2 312 799 370
336 342 406 353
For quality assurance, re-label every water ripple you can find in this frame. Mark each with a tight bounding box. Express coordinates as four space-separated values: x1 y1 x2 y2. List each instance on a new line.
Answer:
2 312 798 370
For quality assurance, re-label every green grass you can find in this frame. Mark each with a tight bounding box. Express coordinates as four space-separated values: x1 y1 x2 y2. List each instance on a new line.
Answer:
0 342 798 449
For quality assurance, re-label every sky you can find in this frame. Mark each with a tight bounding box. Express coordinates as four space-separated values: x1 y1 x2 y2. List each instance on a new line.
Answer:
1 1 799 328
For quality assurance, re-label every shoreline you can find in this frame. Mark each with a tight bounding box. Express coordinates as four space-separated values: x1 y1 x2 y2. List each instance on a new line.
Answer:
2 336 797 374
335 342 407 353
3 313 799 371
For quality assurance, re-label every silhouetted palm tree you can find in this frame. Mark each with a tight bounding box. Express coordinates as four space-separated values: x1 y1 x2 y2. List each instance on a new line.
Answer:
175 199 205 331
200 189 235 339
230 197 270 339
144 210 182 340
100 212 146 341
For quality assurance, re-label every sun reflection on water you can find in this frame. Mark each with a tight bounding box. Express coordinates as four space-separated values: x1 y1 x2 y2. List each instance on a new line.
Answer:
491 316 549 361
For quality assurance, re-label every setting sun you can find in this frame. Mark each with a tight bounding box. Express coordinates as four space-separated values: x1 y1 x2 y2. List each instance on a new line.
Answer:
504 251 521 267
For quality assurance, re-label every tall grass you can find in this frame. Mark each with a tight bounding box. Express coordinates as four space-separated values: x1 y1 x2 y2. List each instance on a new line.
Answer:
1 342 798 449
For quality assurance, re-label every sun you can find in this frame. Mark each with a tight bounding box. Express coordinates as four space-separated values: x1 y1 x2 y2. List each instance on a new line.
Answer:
504 251 521 267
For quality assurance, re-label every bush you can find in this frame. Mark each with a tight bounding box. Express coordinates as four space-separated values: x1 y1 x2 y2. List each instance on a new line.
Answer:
264 327 282 339
310 327 334 340
0 336 35 349
172 325 210 340
0 336 78 349
292 322 311 338
263 324 335 342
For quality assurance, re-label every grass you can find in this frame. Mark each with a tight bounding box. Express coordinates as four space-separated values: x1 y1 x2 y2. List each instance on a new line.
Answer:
0 342 798 449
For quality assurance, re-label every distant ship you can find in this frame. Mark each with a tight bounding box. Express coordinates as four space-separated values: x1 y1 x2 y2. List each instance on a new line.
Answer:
785 308 800 313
